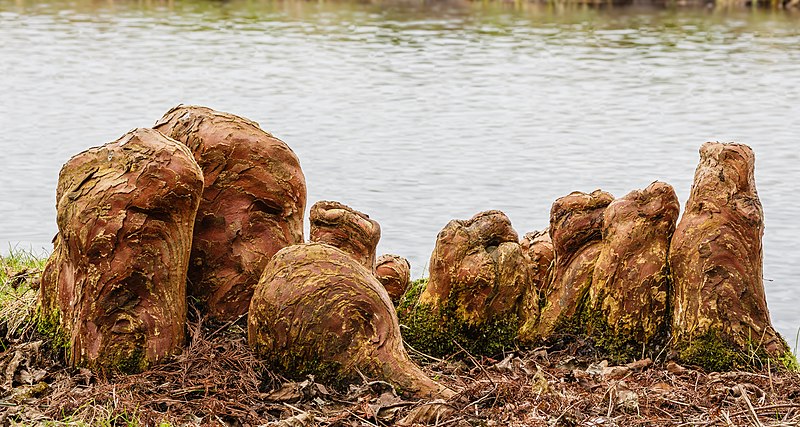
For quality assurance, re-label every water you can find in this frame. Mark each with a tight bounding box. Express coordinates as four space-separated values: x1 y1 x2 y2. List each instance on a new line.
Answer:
1 0 798 350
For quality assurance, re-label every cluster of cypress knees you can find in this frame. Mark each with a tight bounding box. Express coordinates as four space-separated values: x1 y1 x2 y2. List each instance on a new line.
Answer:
38 105 795 399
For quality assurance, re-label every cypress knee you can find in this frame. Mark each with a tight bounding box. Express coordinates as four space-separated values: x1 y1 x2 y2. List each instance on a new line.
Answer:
670 142 792 371
517 229 554 345
375 254 411 305
520 229 554 293
587 182 679 361
248 243 453 399
154 105 306 321
309 201 380 272
533 190 614 341
40 128 203 373
399 210 530 357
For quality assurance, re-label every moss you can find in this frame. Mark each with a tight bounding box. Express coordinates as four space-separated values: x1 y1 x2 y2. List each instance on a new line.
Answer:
776 350 799 371
677 330 742 371
24 381 49 398
267 351 349 389
35 306 70 355
107 343 148 374
582 307 660 363
580 295 670 364
676 330 797 372
397 278 520 358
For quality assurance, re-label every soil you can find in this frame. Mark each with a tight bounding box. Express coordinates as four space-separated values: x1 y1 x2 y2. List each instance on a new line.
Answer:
2 308 799 427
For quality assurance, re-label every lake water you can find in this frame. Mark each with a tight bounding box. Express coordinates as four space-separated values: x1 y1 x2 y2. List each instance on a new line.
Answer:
1 0 798 350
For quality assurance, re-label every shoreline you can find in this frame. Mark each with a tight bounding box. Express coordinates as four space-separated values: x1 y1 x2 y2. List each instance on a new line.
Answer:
3 252 800 425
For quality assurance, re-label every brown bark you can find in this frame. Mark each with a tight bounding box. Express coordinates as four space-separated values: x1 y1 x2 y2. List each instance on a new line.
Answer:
533 190 614 340
670 142 789 367
375 254 411 305
154 105 306 321
520 229 554 293
419 210 530 327
517 229 554 344
248 243 452 398
40 128 203 373
587 182 679 357
309 201 380 272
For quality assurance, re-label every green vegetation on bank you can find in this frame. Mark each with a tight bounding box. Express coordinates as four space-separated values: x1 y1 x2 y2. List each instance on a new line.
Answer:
0 250 45 348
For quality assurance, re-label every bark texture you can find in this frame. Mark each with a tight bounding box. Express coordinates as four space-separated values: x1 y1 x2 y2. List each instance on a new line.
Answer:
375 254 411 305
154 105 306 321
248 243 452 398
533 190 614 341
587 182 679 360
517 229 554 344
40 128 203 373
420 210 530 326
520 229 554 293
670 142 790 370
309 201 380 272
397 211 529 357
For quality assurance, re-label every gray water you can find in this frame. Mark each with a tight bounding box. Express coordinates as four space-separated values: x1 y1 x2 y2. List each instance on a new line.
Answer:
1 0 798 350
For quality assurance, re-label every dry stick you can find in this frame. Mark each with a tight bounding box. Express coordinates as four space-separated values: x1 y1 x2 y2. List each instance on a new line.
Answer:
729 403 800 418
450 339 501 411
451 340 494 387
721 411 735 427
206 312 247 340
654 335 675 364
657 396 693 408
767 359 775 399
345 409 380 427
551 401 581 426
781 408 795 423
465 384 498 409
435 416 465 426
736 385 765 427
404 341 448 364
606 383 615 417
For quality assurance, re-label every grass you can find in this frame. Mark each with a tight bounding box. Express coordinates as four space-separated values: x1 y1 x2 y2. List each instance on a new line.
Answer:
0 249 46 348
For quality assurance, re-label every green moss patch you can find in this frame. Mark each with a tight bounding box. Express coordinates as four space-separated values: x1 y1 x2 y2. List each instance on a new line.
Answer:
266 351 349 389
580 295 670 364
677 330 798 372
397 278 520 358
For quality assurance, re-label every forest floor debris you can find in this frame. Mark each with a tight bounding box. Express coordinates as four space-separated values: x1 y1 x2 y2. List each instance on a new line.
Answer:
2 259 799 426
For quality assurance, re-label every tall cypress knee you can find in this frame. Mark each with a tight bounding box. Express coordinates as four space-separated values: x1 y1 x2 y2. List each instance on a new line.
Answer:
670 142 792 371
587 181 679 361
517 229 554 345
40 128 203 373
154 106 306 321
533 190 613 341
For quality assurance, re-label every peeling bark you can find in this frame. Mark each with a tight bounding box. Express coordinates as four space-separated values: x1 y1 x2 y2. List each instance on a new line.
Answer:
533 190 614 341
40 128 203 373
420 210 530 328
587 182 679 359
520 229 554 293
248 243 452 398
375 254 411 305
517 229 554 344
670 142 790 369
309 201 380 272
397 211 529 357
154 105 306 321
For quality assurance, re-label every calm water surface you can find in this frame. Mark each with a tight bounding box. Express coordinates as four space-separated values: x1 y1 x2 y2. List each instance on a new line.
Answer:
1 0 799 349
